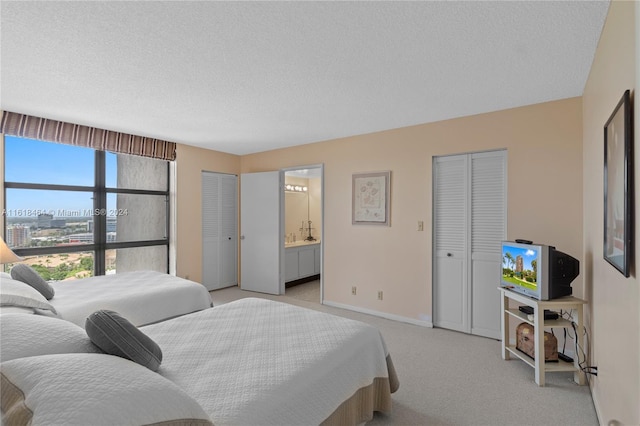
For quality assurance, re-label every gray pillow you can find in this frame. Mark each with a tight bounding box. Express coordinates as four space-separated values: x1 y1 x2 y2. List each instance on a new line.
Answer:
85 310 163 371
10 263 55 300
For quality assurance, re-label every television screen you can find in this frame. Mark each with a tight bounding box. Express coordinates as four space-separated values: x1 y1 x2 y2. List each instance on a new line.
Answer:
501 240 579 300
501 242 540 296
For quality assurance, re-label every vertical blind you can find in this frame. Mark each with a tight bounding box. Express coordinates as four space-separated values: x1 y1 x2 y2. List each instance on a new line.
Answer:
0 111 177 161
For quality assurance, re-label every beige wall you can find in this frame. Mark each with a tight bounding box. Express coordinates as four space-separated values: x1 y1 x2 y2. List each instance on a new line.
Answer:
174 143 240 282
242 97 583 322
582 1 638 424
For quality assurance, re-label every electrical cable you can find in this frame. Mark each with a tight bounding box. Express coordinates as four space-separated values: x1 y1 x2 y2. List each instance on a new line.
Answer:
571 321 597 377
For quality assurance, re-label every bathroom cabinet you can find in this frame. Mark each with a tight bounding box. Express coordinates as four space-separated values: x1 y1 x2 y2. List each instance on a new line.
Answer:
285 241 320 283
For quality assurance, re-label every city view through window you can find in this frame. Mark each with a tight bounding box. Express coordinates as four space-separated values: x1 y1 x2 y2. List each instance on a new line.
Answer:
5 213 116 279
3 136 170 280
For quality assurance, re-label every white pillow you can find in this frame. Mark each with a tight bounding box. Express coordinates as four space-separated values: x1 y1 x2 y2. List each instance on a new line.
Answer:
0 305 35 315
0 353 213 426
0 313 99 361
0 278 57 314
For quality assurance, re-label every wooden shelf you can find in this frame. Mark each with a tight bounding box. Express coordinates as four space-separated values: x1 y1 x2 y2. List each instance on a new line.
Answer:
505 308 532 325
542 317 574 329
505 345 578 372
506 308 574 329
505 345 535 368
544 359 579 373
499 287 586 386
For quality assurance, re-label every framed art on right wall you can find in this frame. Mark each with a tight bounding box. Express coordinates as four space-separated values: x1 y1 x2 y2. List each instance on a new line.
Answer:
604 89 633 277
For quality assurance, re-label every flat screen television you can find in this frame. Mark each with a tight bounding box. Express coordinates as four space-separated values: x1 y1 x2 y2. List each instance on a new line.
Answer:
500 240 579 300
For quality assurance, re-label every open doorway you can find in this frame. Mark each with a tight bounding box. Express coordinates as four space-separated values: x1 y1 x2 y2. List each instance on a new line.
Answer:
283 166 323 303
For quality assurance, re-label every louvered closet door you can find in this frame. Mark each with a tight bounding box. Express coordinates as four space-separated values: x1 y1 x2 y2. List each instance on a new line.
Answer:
202 172 238 291
433 150 506 338
219 174 238 288
433 155 469 333
470 151 506 339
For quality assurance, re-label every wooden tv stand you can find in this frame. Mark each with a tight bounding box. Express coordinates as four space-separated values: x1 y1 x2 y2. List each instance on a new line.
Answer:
499 287 587 386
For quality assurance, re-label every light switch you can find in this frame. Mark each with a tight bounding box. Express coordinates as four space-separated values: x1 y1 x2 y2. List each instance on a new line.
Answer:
418 221 424 231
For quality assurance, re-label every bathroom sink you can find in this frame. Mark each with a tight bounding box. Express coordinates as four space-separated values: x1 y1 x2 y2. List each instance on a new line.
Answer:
285 240 320 247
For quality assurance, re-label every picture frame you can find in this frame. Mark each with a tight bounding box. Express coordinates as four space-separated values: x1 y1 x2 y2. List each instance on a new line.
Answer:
604 89 633 277
352 171 391 226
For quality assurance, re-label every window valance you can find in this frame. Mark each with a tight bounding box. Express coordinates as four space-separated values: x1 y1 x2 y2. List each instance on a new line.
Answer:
0 111 176 161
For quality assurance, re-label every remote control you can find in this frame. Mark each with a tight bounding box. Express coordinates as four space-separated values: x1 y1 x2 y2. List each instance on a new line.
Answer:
515 239 533 244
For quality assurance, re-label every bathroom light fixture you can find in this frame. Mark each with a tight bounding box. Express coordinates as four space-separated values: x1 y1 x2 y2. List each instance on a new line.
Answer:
285 184 307 192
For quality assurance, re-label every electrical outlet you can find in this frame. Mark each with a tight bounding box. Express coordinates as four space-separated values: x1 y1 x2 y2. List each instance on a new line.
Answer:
352 286 357 295
378 291 383 300
418 221 424 231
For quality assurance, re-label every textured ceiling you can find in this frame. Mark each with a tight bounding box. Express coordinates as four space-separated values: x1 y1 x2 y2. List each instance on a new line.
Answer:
1 1 609 155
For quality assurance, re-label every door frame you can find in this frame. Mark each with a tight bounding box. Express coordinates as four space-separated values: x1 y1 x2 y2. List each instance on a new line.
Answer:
281 164 324 303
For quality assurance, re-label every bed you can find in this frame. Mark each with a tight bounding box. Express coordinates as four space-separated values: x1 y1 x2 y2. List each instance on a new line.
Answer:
1 270 212 326
0 298 399 425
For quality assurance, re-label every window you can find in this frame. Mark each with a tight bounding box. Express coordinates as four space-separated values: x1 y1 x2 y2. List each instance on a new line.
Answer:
3 135 170 278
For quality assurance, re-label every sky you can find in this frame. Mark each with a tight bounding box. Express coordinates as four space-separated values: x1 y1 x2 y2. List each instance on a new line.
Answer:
4 136 118 217
502 244 538 271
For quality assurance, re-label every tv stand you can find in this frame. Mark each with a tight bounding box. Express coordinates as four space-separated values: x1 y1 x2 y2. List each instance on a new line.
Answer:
499 287 587 386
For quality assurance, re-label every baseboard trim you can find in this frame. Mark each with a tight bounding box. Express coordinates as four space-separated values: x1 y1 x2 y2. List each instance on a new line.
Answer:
590 382 602 425
322 300 433 327
285 274 320 288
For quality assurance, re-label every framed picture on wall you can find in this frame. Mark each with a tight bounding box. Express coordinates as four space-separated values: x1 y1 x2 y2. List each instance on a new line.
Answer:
603 89 632 277
352 171 391 226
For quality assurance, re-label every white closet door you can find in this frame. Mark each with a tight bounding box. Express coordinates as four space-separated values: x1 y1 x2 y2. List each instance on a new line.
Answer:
240 171 283 295
202 172 238 291
470 151 506 339
433 150 506 338
433 155 469 333
220 174 238 288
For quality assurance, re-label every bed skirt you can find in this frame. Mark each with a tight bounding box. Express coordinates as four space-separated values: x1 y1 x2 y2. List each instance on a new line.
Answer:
322 354 400 425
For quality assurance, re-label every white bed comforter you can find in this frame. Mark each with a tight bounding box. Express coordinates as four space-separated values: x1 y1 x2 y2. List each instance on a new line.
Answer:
49 270 212 327
142 297 392 426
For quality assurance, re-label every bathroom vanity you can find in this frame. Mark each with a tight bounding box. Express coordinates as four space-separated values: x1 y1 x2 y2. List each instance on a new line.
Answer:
285 240 320 284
